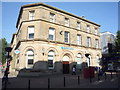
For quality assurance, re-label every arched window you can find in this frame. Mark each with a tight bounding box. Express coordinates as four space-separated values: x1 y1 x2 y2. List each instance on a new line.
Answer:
48 50 55 69
76 53 82 69
96 56 99 66
26 50 34 68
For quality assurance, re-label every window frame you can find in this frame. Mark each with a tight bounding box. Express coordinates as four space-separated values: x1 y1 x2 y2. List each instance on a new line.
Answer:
28 26 34 40
29 10 35 20
49 27 55 41
87 37 91 47
65 17 69 27
77 34 81 45
64 31 70 43
50 13 55 23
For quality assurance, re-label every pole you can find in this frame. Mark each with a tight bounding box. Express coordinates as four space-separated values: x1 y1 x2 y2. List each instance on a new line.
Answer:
64 77 65 87
104 72 107 80
28 79 30 90
78 76 80 85
48 78 50 89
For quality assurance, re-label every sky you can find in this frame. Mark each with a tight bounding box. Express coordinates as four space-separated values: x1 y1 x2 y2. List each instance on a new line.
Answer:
2 2 118 43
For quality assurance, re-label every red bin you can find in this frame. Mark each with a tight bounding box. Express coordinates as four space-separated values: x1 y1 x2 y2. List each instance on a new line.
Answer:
83 67 95 78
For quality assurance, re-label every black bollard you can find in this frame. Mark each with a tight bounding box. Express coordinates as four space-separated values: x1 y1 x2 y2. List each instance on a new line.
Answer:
28 80 30 90
90 75 92 83
104 72 107 80
116 71 118 77
98 74 100 81
4 80 7 90
48 78 50 89
64 77 66 87
78 76 80 85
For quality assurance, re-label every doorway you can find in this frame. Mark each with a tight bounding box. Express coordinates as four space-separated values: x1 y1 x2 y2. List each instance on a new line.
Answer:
63 55 70 74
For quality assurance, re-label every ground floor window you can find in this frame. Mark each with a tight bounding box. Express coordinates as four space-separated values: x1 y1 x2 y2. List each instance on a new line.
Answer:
76 53 82 69
48 50 55 69
27 49 34 68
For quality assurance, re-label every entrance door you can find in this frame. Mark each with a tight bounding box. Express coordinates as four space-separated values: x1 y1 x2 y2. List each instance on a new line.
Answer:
63 61 69 74
63 55 70 74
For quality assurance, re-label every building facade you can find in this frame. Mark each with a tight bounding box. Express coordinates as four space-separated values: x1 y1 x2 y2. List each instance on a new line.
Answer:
100 32 116 54
10 3 101 74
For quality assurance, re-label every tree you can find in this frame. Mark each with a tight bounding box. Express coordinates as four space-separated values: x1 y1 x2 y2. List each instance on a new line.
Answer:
115 30 120 53
0 38 8 64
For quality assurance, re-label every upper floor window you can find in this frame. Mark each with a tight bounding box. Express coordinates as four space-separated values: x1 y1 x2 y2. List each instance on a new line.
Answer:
64 31 69 43
50 13 55 23
65 18 69 27
49 28 55 41
77 22 80 30
86 25 90 33
28 26 34 39
77 34 81 45
95 28 98 35
87 37 91 47
95 39 99 48
29 10 35 20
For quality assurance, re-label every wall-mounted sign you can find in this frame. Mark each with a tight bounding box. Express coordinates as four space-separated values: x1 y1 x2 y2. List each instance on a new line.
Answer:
61 47 74 50
14 50 20 54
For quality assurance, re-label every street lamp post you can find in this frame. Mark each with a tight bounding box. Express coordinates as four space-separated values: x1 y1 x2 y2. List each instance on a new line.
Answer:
85 53 90 67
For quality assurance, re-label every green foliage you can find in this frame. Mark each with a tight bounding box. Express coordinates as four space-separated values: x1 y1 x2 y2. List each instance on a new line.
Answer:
115 30 120 52
0 38 8 64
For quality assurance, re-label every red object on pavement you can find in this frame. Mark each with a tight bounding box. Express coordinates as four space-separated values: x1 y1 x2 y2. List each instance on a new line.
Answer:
83 67 95 78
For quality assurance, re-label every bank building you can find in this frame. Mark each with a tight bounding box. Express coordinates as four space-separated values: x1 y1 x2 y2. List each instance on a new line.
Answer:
10 3 102 75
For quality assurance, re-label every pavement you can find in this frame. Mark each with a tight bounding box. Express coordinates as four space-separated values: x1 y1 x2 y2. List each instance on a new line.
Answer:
1 71 120 89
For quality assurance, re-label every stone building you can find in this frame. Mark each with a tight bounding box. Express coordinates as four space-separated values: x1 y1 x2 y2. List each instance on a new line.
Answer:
10 3 102 74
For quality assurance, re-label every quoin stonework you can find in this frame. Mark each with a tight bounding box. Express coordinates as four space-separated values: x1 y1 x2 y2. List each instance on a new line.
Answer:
10 3 102 75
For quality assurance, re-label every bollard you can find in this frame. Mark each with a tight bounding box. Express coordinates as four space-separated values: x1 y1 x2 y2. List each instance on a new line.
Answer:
4 80 7 90
78 76 80 85
64 77 66 87
90 75 92 83
48 78 50 89
28 80 30 90
104 72 107 80
98 74 100 81
116 71 118 77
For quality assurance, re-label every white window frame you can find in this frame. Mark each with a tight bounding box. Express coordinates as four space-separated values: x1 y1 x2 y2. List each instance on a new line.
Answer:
86 25 90 33
29 10 35 20
77 22 80 30
77 34 81 45
95 28 98 35
26 50 34 68
50 13 55 23
28 26 34 39
87 37 91 47
76 53 82 69
64 31 70 43
48 51 55 69
95 39 99 48
49 28 55 41
65 18 69 27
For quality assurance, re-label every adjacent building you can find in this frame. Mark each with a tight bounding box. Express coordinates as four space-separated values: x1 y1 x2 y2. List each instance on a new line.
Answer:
10 3 101 74
100 32 117 70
